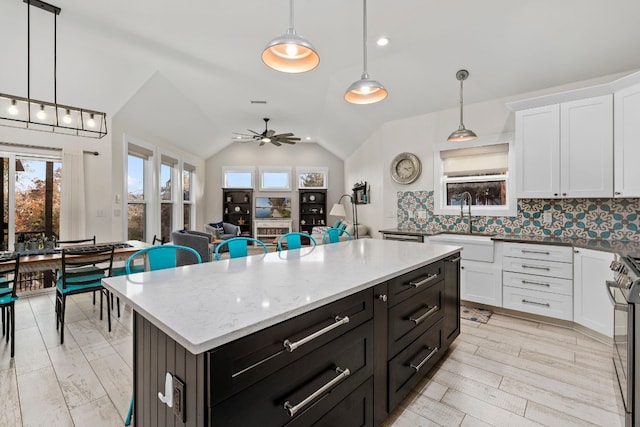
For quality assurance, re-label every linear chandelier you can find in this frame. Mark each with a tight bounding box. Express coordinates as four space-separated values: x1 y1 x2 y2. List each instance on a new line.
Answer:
0 0 107 139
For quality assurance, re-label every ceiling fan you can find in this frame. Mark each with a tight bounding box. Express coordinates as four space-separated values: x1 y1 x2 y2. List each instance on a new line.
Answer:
232 118 301 146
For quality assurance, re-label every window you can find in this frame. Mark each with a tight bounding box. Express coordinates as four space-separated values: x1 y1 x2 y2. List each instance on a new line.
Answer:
434 139 515 216
223 166 254 188
160 155 177 241
127 142 153 242
296 167 328 189
259 167 291 191
183 163 194 230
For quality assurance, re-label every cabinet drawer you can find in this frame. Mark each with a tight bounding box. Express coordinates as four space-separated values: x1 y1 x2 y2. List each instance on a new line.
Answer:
208 288 373 405
388 319 443 410
388 280 443 358
503 286 573 320
388 261 444 307
211 322 374 427
503 242 572 263
503 256 572 279
292 377 373 427
503 271 572 296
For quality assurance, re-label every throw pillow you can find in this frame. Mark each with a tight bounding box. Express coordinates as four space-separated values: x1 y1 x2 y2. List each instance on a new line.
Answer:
332 219 343 228
209 221 224 231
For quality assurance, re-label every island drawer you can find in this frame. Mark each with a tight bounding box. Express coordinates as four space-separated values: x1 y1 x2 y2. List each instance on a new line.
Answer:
211 322 374 426
388 319 443 409
388 280 443 358
388 261 444 307
208 288 373 405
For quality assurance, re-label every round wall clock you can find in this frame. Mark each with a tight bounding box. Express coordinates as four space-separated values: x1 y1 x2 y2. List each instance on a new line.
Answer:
390 152 422 184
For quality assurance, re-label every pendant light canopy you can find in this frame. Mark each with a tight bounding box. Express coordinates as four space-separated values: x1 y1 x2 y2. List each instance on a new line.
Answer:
262 0 319 73
344 0 387 104
448 69 477 142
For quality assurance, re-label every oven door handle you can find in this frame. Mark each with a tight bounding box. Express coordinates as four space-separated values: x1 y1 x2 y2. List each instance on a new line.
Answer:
606 280 628 310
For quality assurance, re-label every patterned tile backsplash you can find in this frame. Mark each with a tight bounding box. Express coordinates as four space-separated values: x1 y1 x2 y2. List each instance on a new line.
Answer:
397 191 640 241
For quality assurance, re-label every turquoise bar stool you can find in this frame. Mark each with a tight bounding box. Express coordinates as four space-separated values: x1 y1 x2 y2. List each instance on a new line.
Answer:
277 232 317 251
322 228 353 244
214 237 268 260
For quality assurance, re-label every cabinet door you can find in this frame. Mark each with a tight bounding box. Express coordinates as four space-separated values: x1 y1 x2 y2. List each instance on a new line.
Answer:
560 95 613 198
573 248 614 338
460 260 502 306
516 104 560 198
614 83 640 197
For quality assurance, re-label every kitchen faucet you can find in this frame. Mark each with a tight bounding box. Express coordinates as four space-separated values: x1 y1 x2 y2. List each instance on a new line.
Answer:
459 191 473 233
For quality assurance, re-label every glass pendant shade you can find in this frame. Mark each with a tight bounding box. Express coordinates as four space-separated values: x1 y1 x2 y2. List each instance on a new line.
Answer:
345 0 387 105
448 69 477 142
262 0 319 73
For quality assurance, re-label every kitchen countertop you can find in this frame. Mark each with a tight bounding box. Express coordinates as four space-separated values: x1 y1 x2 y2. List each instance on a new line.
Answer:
379 228 640 258
102 239 461 354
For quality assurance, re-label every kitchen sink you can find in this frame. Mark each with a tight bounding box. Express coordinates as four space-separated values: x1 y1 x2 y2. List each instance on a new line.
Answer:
429 232 495 262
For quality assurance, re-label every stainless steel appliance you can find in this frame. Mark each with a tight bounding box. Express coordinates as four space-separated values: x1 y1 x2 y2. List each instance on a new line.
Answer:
609 255 640 426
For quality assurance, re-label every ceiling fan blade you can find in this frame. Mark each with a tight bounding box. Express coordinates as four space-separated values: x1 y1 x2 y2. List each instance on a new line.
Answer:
259 140 266 146
266 129 276 137
279 137 301 141
273 132 294 138
271 140 282 146
247 129 262 136
277 140 297 144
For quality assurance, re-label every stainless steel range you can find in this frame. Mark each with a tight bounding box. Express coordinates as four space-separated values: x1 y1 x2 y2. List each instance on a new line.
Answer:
609 255 640 426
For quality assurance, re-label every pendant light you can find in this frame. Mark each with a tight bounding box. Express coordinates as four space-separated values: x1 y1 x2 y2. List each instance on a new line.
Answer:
262 0 319 73
344 0 387 105
447 69 477 142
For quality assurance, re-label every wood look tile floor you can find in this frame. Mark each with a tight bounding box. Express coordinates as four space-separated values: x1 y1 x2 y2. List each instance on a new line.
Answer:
0 292 625 426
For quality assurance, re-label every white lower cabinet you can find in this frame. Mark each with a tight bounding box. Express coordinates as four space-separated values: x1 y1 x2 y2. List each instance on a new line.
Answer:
573 248 614 337
502 243 573 321
461 260 503 306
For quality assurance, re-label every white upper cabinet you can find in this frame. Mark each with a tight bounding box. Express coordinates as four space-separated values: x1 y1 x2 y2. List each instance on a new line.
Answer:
614 83 640 197
516 94 613 198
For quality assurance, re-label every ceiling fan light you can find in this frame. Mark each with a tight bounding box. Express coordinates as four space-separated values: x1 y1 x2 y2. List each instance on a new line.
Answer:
344 74 388 104
262 29 320 73
261 137 272 143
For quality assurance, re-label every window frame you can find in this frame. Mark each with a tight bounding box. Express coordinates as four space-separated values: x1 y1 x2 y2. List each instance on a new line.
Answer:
433 135 517 217
258 166 292 191
222 166 255 189
125 137 155 242
296 166 329 189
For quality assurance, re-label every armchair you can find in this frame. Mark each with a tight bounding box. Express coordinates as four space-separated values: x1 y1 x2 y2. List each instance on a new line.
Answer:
204 222 241 241
171 230 213 264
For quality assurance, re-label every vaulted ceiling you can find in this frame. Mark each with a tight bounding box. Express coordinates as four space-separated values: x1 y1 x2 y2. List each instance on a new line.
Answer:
1 0 639 159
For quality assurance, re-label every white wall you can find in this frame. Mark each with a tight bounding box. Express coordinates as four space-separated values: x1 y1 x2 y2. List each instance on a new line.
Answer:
205 142 344 230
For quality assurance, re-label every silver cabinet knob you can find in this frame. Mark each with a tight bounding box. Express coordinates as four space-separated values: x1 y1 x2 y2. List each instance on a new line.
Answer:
377 294 387 302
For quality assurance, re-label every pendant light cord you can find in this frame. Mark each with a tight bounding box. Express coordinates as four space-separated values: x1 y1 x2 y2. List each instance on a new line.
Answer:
362 0 368 76
459 78 465 128
289 0 294 30
27 3 30 121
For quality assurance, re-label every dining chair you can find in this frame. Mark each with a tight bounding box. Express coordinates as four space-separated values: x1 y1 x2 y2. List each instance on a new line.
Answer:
55 245 114 345
124 244 202 274
0 253 20 358
123 244 202 426
214 237 268 260
322 228 353 244
277 232 317 251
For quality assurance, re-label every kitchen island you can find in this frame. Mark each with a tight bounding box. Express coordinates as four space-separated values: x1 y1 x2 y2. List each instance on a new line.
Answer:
103 238 461 426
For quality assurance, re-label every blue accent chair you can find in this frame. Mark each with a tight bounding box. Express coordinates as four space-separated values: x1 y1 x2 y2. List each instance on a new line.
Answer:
277 232 317 251
123 244 202 426
322 228 353 244
0 253 20 358
214 237 268 260
55 245 115 345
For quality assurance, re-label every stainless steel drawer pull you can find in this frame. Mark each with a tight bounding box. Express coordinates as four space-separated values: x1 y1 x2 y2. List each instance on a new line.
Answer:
521 264 550 271
283 367 351 417
521 249 550 255
283 315 350 353
409 346 439 372
409 305 439 324
521 280 550 287
409 274 438 288
522 299 550 307
447 257 462 263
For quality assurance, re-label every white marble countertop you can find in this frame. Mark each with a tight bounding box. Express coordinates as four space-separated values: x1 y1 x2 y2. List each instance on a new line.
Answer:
102 239 461 354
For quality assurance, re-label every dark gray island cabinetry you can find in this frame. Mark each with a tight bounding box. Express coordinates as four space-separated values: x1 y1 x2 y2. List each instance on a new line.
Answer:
103 239 461 426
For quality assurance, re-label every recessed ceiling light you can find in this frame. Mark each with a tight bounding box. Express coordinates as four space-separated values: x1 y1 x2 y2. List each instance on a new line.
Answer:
376 37 390 47
305 137 311 141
